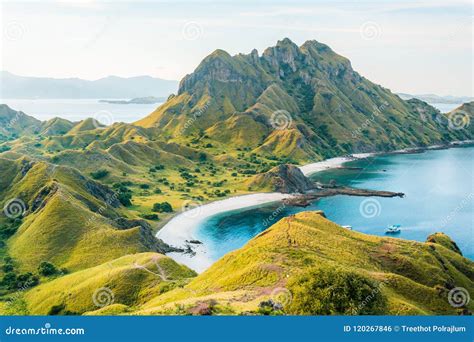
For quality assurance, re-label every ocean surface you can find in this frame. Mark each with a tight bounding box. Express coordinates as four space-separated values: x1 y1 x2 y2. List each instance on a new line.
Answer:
195 146 474 262
0 98 162 123
430 103 463 113
0 99 461 124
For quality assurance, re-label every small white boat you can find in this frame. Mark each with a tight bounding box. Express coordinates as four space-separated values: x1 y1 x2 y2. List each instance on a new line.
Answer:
342 225 353 230
386 224 401 234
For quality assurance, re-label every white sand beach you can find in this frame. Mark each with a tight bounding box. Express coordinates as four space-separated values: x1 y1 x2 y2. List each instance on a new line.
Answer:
156 154 375 272
300 153 375 176
157 193 293 272
299 157 351 176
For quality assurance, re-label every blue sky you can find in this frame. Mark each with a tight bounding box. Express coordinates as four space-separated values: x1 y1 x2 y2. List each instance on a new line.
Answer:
1 0 472 96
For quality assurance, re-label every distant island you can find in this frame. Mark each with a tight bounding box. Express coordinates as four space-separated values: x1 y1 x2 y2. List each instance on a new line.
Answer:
0 71 178 99
99 96 166 105
397 93 473 104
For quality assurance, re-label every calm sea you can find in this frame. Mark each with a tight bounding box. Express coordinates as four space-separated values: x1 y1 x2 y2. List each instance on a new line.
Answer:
196 146 473 261
0 98 162 123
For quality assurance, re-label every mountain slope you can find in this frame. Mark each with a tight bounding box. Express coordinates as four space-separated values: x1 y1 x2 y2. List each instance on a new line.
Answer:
445 102 473 134
24 253 196 315
135 38 472 161
138 211 473 315
0 157 171 273
0 105 41 142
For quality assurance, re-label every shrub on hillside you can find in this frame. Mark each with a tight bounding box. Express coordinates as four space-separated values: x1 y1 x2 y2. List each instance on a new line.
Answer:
38 261 59 277
286 267 387 315
90 169 109 180
152 202 173 213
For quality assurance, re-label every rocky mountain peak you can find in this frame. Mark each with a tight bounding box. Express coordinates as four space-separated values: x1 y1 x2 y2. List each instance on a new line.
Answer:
178 49 245 94
262 38 302 74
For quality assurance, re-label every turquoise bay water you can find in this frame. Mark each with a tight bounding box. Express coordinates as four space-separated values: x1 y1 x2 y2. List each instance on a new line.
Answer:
196 146 474 261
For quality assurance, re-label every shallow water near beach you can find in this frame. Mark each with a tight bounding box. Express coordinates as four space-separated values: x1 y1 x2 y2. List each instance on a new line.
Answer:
195 146 474 264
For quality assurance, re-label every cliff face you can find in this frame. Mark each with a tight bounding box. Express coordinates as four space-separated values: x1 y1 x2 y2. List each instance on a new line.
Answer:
248 164 315 193
136 38 473 161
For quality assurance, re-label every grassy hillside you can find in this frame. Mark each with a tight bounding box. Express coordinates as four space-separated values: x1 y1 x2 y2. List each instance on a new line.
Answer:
138 211 473 315
0 157 172 303
445 101 473 135
0 105 41 143
22 253 195 315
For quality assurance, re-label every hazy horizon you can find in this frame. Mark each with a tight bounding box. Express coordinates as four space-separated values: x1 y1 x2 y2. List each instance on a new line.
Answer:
1 0 472 96
1 68 472 98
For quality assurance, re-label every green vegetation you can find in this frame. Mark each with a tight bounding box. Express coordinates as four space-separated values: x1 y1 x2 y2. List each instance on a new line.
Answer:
137 211 473 315
286 266 386 315
152 202 173 213
0 38 472 317
0 158 170 275
24 253 196 315
37 261 60 277
90 169 109 180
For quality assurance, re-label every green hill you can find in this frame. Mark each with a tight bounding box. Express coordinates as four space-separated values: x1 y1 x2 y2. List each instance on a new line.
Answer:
138 211 473 315
39 117 76 136
23 253 196 315
0 157 171 274
445 101 473 134
135 38 473 161
0 105 41 142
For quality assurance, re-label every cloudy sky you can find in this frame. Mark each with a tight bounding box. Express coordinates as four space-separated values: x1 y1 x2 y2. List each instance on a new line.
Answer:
1 0 472 96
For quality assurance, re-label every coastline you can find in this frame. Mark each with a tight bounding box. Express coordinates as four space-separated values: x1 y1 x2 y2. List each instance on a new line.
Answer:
156 154 373 272
299 153 374 176
156 141 474 272
156 193 294 272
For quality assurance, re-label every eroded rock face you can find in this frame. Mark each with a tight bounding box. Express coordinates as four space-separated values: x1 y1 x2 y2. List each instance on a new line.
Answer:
262 38 302 74
84 179 121 208
114 217 175 253
179 50 248 93
259 164 315 193
426 233 463 256
31 182 59 212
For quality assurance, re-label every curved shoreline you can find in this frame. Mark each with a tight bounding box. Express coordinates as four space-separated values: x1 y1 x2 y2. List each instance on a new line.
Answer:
156 154 371 272
156 142 473 273
156 193 293 272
